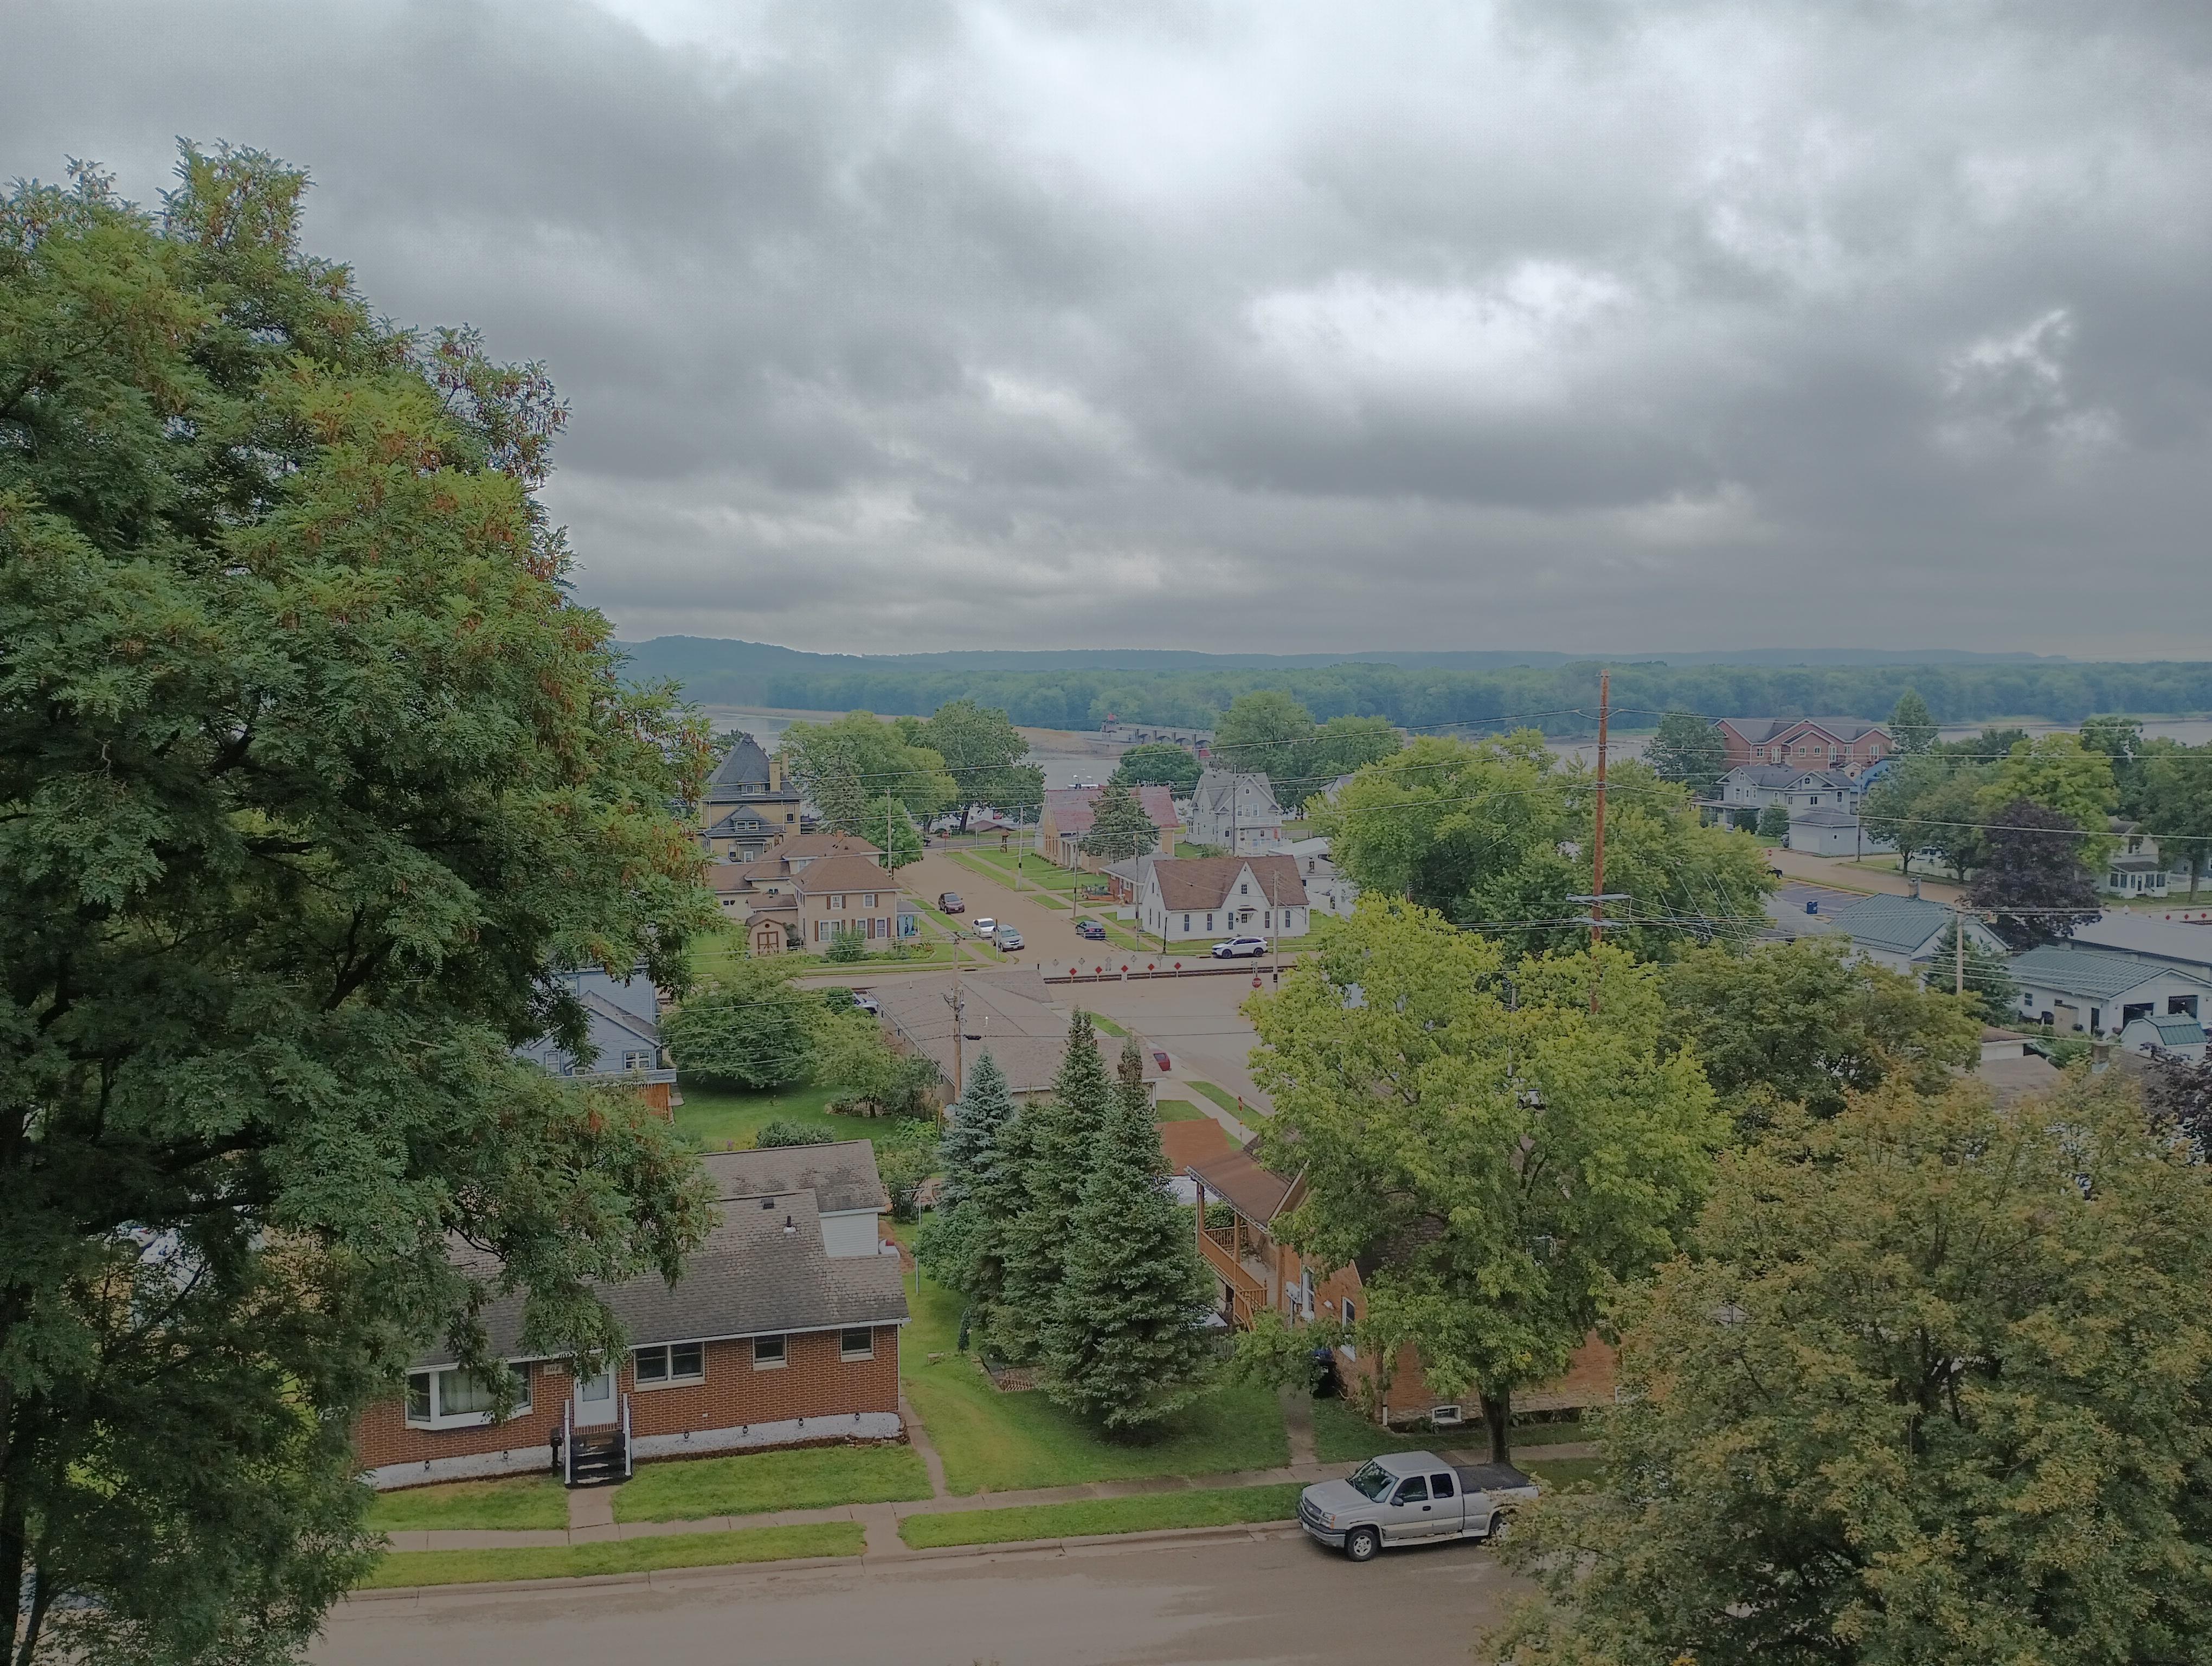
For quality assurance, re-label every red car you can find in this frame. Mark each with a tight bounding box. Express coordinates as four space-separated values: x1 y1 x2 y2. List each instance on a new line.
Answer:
1152 1048 1171 1072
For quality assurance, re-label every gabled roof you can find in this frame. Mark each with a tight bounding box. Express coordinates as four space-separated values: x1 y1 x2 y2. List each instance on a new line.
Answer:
793 852 901 895
1785 717 1889 744
2125 1015 2208 1048
700 1140 889 1215
1726 764 1804 788
1148 855 1309 911
1828 892 1955 955
704 733 801 802
2070 914 2212 975
579 989 659 1045
706 803 782 836
2009 943 2212 1001
1714 718 1794 745
1043 785 1179 838
1186 1143 1295 1224
1192 770 1283 819
1787 770 1859 792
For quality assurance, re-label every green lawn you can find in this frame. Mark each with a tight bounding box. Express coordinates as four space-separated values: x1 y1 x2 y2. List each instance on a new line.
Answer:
899 1270 1289 1494
1311 1399 1438 1463
364 1473 568 1533
1152 1099 1206 1122
1525 1456 1603 1488
673 1081 883 1151
1509 1417 1590 1448
358 1523 864 1589
1189 1082 1251 1118
614 1444 932 1523
694 936 961 980
1089 1015 1128 1037
899 1483 1302 1548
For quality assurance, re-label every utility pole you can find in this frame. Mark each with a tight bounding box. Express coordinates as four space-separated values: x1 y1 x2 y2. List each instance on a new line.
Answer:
1954 898 1967 999
944 966 966 1110
1590 668 1610 952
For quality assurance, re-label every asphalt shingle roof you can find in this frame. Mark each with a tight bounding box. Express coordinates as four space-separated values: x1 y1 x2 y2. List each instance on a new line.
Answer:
1829 893 1954 955
2008 943 2212 1001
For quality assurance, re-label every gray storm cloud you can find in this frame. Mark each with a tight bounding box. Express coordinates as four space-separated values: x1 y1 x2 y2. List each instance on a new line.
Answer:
5 0 2209 655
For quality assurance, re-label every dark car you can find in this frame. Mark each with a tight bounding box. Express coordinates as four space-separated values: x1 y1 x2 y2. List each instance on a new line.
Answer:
937 892 964 913
1075 918 1107 941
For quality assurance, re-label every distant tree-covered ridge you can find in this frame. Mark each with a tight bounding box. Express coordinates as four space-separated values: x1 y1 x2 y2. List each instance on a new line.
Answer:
620 638 2212 736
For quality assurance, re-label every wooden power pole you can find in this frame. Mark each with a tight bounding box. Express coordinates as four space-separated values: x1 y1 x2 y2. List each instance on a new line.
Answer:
1590 668 1611 952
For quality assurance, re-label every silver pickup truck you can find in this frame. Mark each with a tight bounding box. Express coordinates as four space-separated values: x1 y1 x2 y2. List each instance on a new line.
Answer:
1297 1450 1539 1562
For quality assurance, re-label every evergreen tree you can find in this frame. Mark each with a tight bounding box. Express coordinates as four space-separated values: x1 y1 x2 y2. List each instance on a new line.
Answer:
993 1014 1113 1362
916 1050 1024 1338
1889 687 1939 754
1080 783 1160 862
1041 1038 1216 1429
938 1052 1016 1208
1756 802 1791 841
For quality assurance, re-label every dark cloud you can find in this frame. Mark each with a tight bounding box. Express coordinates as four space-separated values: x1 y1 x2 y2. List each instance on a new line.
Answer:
6 0 2210 654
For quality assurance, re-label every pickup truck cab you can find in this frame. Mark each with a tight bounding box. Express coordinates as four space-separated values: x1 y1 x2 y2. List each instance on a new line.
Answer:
1297 1451 1537 1562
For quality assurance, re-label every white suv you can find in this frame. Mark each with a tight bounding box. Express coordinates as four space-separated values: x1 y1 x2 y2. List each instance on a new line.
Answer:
973 917 997 939
1212 936 1269 959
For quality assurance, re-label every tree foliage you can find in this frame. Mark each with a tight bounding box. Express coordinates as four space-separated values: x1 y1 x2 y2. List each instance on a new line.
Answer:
1109 741 1203 794
1645 710 1727 797
1211 691 1400 812
916 1051 1023 1333
1661 938 1982 1124
779 710 956 832
1 149 718 1662
811 1008 938 1116
1980 733 2118 864
1888 686 1938 754
1248 899 1725 1459
994 1014 1113 1363
663 962 818 1090
906 698 1037 829
1079 782 1159 862
1323 734 1773 960
1927 920 2020 1026
2140 742 2212 898
1494 1075 2212 1666
858 794 924 868
1968 798 2100 947
1040 1038 1216 1428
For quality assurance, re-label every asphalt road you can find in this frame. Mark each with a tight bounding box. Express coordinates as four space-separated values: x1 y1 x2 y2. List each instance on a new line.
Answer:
317 1530 1521 1666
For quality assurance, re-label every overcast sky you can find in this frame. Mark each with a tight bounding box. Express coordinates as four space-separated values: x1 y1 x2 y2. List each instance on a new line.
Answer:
8 1 2211 657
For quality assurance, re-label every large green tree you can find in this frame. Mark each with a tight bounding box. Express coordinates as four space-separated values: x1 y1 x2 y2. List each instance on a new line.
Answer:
1323 735 1771 959
2140 742 2212 898
780 710 956 832
858 794 924 868
1888 686 1938 754
1662 938 1982 1124
994 1014 1113 1363
1969 799 2100 947
662 961 818 1090
1078 782 1159 862
1041 1038 1214 1429
1109 741 1203 795
1248 900 1724 1460
1644 710 1728 798
1494 1075 2212 1666
1 151 717 1662
907 698 1036 830
916 1050 1023 1340
1980 733 2118 864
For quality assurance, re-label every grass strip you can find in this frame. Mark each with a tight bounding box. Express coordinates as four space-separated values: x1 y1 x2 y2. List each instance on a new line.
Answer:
614 1444 931 1523
364 1474 568 1533
1189 1082 1248 1117
899 1484 1303 1549
359 1523 864 1589
1152 1099 1206 1122
1088 1015 1127 1037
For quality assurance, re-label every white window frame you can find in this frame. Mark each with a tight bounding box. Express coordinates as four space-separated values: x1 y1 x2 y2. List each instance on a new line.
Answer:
753 1333 788 1370
632 1341 706 1389
405 1363 532 1430
839 1327 875 1361
621 1049 653 1071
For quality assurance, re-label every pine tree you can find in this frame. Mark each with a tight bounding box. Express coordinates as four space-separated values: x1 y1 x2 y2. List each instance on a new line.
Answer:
917 1049 1025 1336
993 1014 1113 1362
1042 1037 1218 1429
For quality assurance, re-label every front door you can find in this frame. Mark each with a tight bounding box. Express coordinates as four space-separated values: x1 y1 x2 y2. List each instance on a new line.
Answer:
573 1364 618 1427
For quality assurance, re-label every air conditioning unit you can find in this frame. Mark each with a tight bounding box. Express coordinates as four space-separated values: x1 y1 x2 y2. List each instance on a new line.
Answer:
1430 1404 1464 1428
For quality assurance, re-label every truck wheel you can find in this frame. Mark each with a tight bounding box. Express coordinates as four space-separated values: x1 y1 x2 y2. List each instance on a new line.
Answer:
1344 1527 1380 1563
1486 1511 1507 1542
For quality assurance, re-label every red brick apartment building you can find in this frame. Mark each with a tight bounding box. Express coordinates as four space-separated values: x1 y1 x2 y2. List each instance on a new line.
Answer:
1712 717 1892 777
1187 1139 1614 1428
359 1143 908 1490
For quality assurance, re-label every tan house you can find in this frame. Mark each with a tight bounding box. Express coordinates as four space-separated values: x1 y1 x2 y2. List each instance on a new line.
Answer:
1186 1139 1616 1428
698 734 809 860
781 851 920 953
703 833 899 953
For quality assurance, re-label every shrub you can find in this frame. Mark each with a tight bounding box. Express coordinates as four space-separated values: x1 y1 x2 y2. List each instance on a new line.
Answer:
825 926 869 963
755 1120 836 1149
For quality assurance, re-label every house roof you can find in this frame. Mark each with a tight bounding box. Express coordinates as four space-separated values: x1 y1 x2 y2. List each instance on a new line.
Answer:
416 1146 904 1366
1192 770 1283 819
1828 892 1956 955
1727 764 1805 788
1043 784 1179 838
793 853 902 895
1787 808 1861 829
2125 1015 2208 1048
2070 913 2212 974
2008 943 2212 1001
1790 718 1888 744
1977 1051 2065 1106
1715 718 1794 745
745 893 798 917
1789 770 1859 792
706 804 784 837
1186 1142 1295 1224
700 1140 889 1215
704 864 753 895
1156 1116 1236 1175
1148 855 1309 912
578 989 659 1046
1103 853 1159 887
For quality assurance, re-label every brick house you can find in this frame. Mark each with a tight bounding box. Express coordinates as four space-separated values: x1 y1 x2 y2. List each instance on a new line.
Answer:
358 1143 908 1490
1186 1140 1615 1428
1036 785 1181 870
1712 717 1892 776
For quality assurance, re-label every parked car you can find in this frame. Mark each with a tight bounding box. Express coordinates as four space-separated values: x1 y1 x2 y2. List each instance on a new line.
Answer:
974 917 996 938
1075 918 1107 941
1298 1452 1538 1562
938 892 965 913
847 990 880 1016
1152 1048 1171 1072
1211 936 1269 959
996 927 1025 951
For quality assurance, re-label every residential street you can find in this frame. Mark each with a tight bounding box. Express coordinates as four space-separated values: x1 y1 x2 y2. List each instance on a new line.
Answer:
318 1530 1520 1665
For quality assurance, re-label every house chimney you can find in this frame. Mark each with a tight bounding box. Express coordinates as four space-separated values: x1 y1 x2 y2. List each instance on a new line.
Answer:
1908 877 1920 899
783 1214 797 1235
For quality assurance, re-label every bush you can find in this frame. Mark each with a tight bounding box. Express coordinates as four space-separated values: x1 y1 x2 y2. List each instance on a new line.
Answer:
755 1120 837 1149
664 961 818 1090
825 926 868 964
876 1125 940 1221
814 1008 942 1117
1756 803 1790 841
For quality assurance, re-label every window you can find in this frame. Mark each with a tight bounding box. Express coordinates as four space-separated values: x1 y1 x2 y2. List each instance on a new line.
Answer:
1395 1476 1429 1505
830 894 844 909
404 1363 531 1429
1205 913 1214 931
1182 914 1191 932
840 1327 874 1361
633 1342 705 1387
622 1049 653 1071
864 893 877 908
2172 996 2200 1017
1431 1472 1456 1499
1239 882 1249 895
1263 911 1271 928
753 1334 787 1369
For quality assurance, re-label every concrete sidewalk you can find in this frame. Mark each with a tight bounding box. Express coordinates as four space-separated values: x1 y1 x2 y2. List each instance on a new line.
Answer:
380 1441 1597 1554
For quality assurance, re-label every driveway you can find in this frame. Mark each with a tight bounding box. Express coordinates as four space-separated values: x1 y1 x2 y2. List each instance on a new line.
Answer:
1761 846 1962 903
317 1529 1521 1666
